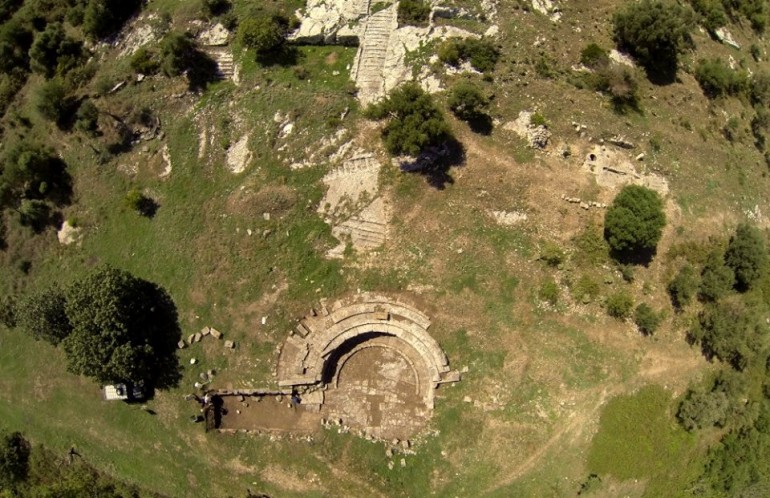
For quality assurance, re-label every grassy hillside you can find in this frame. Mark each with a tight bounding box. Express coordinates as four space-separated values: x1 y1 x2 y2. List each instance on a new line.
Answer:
2 0 770 496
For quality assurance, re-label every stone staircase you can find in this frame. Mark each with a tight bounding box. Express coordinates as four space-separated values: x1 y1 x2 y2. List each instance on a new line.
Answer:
333 217 387 250
204 46 235 81
353 4 397 105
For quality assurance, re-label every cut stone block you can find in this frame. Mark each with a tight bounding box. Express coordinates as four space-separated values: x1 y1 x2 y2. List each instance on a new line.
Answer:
193 332 202 343
177 340 186 349
201 326 211 336
224 340 235 349
187 334 195 344
210 328 222 339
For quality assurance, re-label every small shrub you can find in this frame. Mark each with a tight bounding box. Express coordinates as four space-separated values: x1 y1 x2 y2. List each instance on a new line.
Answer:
581 43 610 69
0 295 16 328
573 275 601 303
668 263 698 309
124 189 158 218
538 278 560 305
539 241 565 267
17 199 50 231
438 38 500 73
34 78 69 124
74 100 99 135
750 43 762 62
725 223 767 291
530 112 547 127
160 31 196 77
606 290 634 319
750 71 770 106
695 58 748 98
698 249 734 302
688 300 763 370
398 0 430 26
723 116 741 142
620 264 635 282
16 286 71 345
634 303 661 334
573 222 610 266
446 80 489 121
238 14 288 54
130 47 160 75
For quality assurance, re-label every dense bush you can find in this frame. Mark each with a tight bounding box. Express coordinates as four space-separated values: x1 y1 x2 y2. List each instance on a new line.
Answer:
695 58 748 98
0 431 30 489
365 82 450 156
0 140 71 207
238 14 288 54
438 38 500 73
689 0 727 31
160 31 196 77
0 294 16 328
17 198 51 231
725 223 767 291
29 22 84 79
446 80 489 121
613 0 694 78
634 303 661 334
74 99 99 135
606 290 634 319
688 299 767 370
16 285 71 344
572 275 601 303
539 241 565 267
699 249 734 301
750 71 770 106
398 0 430 26
604 185 666 260
0 0 23 23
129 46 159 75
82 0 142 40
0 19 33 74
669 263 698 308
34 78 69 124
677 388 730 431
538 278 560 305
580 43 610 70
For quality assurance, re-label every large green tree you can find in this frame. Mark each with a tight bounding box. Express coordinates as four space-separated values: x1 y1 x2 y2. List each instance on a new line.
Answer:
62 266 181 389
613 0 694 80
365 82 451 156
29 22 83 79
604 185 666 262
725 223 768 291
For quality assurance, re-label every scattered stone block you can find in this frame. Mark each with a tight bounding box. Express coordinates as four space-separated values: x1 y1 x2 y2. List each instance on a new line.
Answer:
201 326 211 336
193 332 202 343
187 334 195 344
385 448 393 458
400 458 406 468
190 358 197 365
224 340 235 349
177 340 186 349
210 328 222 339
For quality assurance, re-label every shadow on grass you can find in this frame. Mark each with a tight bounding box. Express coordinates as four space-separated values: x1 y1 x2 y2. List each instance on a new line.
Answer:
256 45 302 67
467 114 493 135
398 137 466 190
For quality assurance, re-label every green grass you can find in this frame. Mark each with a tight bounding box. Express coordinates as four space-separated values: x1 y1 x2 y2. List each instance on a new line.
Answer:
587 385 702 496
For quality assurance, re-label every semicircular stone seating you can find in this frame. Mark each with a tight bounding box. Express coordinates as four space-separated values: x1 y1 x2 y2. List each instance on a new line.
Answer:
277 295 459 409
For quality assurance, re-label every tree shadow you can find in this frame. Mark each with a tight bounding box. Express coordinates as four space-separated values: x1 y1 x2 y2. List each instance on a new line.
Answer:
467 114 493 135
256 45 301 67
131 280 183 392
187 49 221 91
398 137 466 190
136 196 159 218
608 246 656 267
642 58 678 86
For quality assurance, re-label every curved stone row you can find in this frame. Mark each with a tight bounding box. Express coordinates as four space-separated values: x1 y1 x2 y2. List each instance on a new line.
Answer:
277 296 453 400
